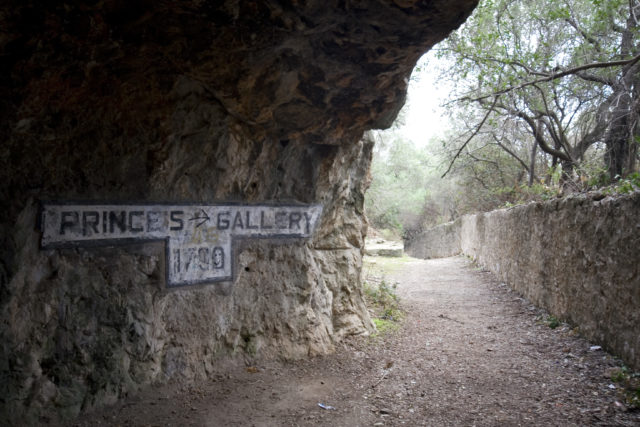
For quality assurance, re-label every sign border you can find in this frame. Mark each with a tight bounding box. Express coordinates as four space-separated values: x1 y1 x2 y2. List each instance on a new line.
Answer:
38 201 323 287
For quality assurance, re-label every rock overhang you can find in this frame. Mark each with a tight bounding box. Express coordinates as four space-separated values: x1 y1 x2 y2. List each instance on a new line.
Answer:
0 0 480 423
2 0 478 145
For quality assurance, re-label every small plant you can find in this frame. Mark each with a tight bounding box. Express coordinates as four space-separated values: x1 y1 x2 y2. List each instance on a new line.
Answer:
365 280 401 315
546 315 560 329
363 279 404 336
609 366 640 409
381 307 396 320
372 317 400 334
595 172 640 195
612 366 629 383
586 168 611 188
630 387 640 409
615 172 640 194
530 183 559 200
550 164 563 187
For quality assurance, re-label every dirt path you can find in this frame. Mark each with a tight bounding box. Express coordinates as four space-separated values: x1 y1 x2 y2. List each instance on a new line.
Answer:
69 256 639 426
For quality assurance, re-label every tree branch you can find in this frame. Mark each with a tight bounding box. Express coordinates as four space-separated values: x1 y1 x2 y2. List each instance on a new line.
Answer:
573 91 614 158
563 17 602 53
459 53 640 103
491 133 530 172
467 152 508 187
515 111 573 162
441 96 500 178
575 71 616 86
531 84 573 157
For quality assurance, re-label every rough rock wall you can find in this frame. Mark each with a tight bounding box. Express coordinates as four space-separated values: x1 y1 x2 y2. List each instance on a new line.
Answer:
460 193 640 370
406 193 640 369
404 219 461 259
0 0 478 423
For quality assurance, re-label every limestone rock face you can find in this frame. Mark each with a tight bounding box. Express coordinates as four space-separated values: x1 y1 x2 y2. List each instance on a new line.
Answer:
0 0 477 423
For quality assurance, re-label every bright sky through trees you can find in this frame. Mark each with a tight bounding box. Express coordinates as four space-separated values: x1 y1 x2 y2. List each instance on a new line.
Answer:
367 0 640 235
398 51 453 148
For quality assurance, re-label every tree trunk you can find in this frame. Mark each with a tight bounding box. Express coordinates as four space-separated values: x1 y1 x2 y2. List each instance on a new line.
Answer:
528 142 537 186
604 92 632 180
561 159 573 187
605 4 639 180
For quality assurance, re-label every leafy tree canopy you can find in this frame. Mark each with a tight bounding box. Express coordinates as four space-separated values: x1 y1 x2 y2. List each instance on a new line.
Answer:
366 0 640 233
438 0 639 184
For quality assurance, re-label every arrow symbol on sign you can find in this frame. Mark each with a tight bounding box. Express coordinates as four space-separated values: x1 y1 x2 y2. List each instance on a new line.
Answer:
189 209 210 228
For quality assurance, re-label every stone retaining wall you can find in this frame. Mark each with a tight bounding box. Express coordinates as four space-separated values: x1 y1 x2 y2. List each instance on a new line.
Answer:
406 192 640 369
404 219 461 259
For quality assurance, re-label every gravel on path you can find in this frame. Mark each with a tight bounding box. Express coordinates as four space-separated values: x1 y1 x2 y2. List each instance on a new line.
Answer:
68 256 640 426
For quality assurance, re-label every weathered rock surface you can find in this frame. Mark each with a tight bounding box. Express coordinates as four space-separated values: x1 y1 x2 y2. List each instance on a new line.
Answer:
404 219 460 259
0 0 477 424
364 237 404 257
406 192 640 370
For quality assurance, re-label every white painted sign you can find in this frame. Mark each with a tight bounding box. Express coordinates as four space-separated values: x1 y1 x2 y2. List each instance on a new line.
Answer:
40 203 323 287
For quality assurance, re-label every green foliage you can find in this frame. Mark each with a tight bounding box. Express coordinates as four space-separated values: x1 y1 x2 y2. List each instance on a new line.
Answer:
632 389 640 409
609 366 640 409
546 315 560 329
364 278 404 338
365 131 451 232
436 127 545 214
536 314 562 329
600 172 640 195
365 0 639 232
586 169 612 188
528 183 558 201
436 0 639 188
500 183 559 208
550 164 562 188
612 366 630 383
615 173 640 194
362 256 406 337
372 317 400 335
364 279 402 322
